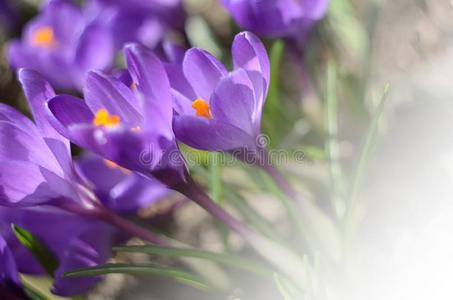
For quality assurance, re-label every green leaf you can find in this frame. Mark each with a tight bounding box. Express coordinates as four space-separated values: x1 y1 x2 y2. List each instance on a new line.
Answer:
344 84 390 231
325 62 346 218
114 245 273 276
12 224 58 277
64 263 209 290
22 283 50 300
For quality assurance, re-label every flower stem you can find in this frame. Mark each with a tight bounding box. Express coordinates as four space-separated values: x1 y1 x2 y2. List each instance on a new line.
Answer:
56 200 167 246
95 206 168 246
174 176 250 238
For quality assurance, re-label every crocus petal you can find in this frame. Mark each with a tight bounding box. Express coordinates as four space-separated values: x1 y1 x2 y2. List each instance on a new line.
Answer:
84 71 142 126
182 48 227 101
110 175 167 212
165 63 196 115
0 235 20 286
47 94 94 131
232 31 270 93
18 69 72 175
124 43 174 140
210 69 256 135
75 22 113 73
0 160 63 206
76 154 167 212
173 116 254 151
52 225 114 297
0 103 37 135
0 121 62 174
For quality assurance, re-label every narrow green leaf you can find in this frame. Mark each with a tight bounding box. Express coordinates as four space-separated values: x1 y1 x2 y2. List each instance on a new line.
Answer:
325 62 346 218
65 264 209 290
22 283 50 300
114 245 273 276
345 84 390 226
263 39 286 146
12 224 58 277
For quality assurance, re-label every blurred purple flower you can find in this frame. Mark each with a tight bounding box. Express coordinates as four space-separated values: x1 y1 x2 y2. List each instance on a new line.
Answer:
221 0 328 40
76 153 168 213
45 45 186 186
89 0 185 49
0 0 19 35
7 0 114 90
0 206 117 297
168 31 270 155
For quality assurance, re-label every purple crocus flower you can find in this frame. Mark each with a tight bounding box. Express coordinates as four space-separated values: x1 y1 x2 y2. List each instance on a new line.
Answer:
168 31 270 158
0 206 116 297
221 0 328 40
76 153 168 213
7 0 114 90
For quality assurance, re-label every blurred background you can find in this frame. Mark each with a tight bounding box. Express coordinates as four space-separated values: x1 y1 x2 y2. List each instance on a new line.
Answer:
2 0 453 299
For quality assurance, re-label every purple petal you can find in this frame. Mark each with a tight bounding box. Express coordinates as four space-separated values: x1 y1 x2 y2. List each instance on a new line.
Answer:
47 94 93 131
75 22 114 73
0 121 62 175
0 160 63 206
211 69 256 135
0 103 37 135
76 154 167 212
52 225 114 297
232 31 270 93
18 69 72 174
84 71 142 127
0 235 20 286
124 44 174 140
173 116 254 151
182 48 227 101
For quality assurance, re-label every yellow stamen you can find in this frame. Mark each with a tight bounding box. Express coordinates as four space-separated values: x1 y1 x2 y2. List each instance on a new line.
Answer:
93 109 121 127
31 26 56 48
130 82 138 92
104 159 131 175
192 98 212 119
131 126 142 132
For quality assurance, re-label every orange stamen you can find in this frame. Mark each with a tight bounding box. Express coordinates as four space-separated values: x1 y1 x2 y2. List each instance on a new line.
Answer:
93 109 121 127
192 98 212 119
31 26 56 48
104 159 131 175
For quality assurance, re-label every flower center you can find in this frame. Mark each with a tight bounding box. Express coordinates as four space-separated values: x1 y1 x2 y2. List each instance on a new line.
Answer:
192 98 212 119
31 26 56 48
104 159 131 175
93 109 121 127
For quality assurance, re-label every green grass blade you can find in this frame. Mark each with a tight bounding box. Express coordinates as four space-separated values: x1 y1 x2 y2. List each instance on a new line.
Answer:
345 84 390 226
325 62 346 218
12 224 58 277
114 245 273 276
65 264 209 290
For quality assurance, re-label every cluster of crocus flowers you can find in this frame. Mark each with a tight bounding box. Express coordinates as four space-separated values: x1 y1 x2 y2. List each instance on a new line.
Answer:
0 69 171 296
0 27 306 296
7 0 185 91
221 0 328 41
